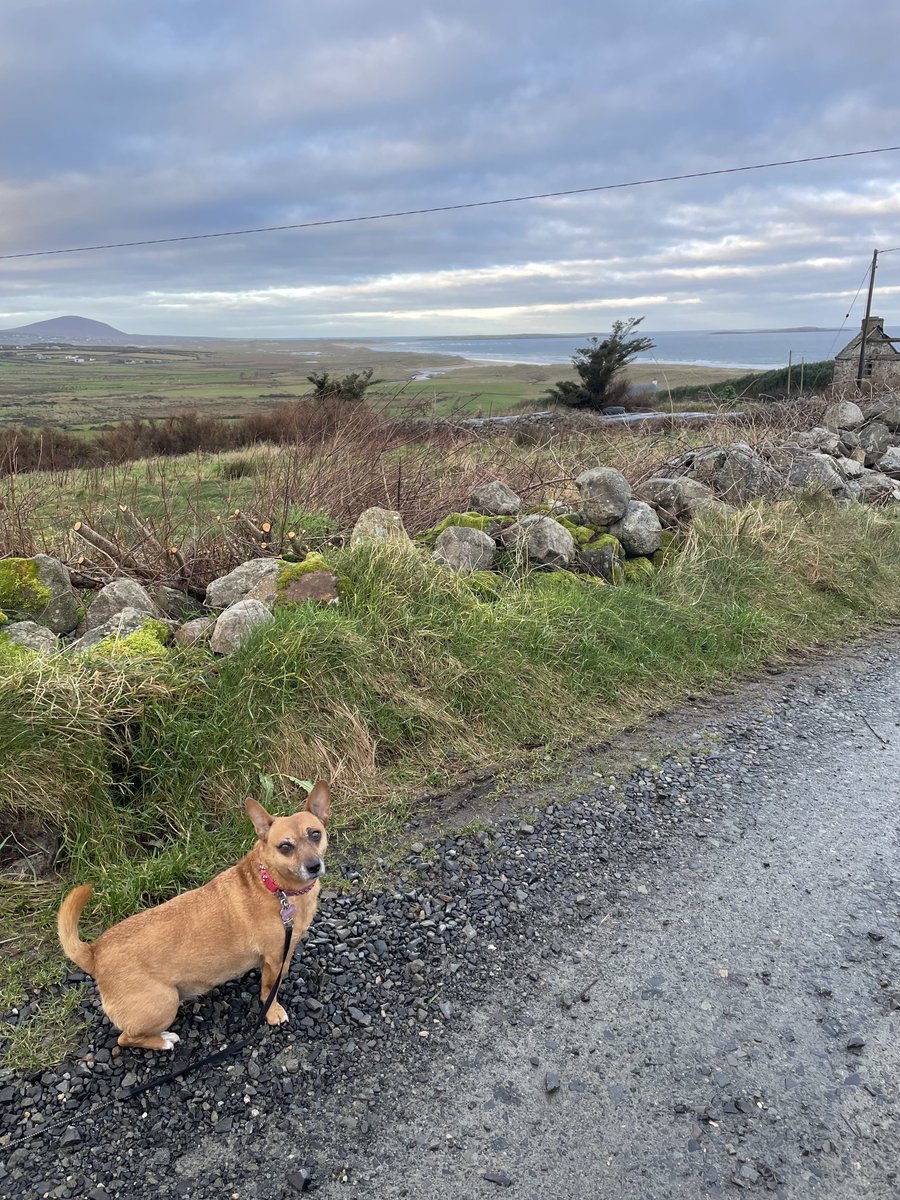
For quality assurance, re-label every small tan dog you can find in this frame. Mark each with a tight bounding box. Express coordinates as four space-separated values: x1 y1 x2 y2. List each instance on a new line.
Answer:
57 781 330 1051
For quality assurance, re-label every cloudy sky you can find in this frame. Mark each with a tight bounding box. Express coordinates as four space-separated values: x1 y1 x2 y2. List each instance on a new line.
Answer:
1 0 899 337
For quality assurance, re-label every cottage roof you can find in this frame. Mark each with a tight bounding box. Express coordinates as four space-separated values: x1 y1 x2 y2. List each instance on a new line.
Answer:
835 316 900 361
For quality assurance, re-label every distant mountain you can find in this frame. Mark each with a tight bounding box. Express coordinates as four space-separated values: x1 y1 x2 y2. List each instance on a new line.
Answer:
0 315 133 343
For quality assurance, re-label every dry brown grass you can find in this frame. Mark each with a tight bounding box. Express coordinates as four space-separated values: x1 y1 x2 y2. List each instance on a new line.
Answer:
0 392 836 585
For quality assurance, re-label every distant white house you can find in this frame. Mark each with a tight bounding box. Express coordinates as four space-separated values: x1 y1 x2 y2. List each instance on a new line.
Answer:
834 316 900 388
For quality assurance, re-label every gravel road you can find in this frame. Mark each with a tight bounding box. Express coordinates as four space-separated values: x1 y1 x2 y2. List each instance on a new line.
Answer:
2 635 900 1199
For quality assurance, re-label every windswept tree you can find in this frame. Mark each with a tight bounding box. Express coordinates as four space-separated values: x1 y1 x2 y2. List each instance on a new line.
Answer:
546 318 655 411
306 367 381 401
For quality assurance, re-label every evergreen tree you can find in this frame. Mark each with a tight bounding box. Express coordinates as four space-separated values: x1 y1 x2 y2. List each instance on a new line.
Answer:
546 318 654 410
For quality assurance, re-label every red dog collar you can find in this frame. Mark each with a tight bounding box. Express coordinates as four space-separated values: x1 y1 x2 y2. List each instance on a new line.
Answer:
259 862 316 897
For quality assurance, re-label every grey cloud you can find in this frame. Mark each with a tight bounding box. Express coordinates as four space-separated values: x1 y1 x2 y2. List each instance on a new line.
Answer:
1 0 899 334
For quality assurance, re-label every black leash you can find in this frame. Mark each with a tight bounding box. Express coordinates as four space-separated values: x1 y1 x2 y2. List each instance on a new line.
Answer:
122 918 294 1101
1 910 296 1149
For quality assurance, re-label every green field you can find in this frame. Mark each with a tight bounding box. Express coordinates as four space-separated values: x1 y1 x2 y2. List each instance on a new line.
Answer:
0 339 748 431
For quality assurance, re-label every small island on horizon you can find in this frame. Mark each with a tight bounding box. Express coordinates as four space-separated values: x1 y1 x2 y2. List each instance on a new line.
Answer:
708 326 841 335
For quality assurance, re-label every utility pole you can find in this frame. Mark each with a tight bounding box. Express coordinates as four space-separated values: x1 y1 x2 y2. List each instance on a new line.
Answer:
787 350 792 397
856 248 879 388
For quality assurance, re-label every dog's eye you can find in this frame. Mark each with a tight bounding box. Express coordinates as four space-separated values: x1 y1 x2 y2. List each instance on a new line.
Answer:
308 829 322 844
277 841 294 854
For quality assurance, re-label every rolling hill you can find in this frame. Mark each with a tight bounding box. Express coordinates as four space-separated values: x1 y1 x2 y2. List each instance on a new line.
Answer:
0 315 132 343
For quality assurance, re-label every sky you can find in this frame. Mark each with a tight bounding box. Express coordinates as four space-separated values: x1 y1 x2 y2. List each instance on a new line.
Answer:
1 0 899 338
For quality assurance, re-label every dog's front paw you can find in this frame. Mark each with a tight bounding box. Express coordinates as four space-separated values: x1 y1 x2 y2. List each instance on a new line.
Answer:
266 1002 289 1026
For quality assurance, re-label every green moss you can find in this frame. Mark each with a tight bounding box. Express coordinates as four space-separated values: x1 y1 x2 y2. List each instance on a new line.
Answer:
554 515 596 545
417 512 511 547
465 571 504 601
623 557 655 585
0 611 7 625
530 569 608 594
0 559 52 618
277 552 330 588
582 532 621 555
0 632 34 664
275 552 345 602
93 618 171 660
652 530 682 569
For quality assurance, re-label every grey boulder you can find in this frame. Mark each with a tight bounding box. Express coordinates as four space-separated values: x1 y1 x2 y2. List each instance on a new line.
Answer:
679 444 784 504
349 507 413 549
433 526 496 571
776 450 850 496
575 467 631 526
857 469 900 502
20 555 80 635
468 480 522 517
858 421 891 466
210 599 274 655
86 578 157 630
70 607 171 654
876 446 900 477
793 427 842 456
862 395 900 430
823 400 864 431
833 456 865 480
4 621 59 654
608 501 663 556
635 476 716 526
501 515 575 568
150 585 205 621
174 617 216 646
205 559 281 609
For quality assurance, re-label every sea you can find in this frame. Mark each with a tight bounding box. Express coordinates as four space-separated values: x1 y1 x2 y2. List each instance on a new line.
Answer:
356 329 856 371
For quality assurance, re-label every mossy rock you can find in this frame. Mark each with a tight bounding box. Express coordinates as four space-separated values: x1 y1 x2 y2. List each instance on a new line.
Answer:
582 532 618 554
465 571 505 602
275 553 345 603
0 610 7 625
0 637 33 665
93 618 171 661
554 515 596 545
530 569 608 595
652 530 682 568
417 512 511 547
576 533 625 585
0 559 52 617
622 557 655 585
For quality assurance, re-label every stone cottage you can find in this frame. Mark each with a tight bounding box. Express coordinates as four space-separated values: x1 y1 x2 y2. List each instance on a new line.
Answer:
834 316 900 388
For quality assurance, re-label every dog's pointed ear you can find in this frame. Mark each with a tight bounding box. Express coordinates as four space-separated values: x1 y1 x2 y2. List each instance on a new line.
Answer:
244 796 275 841
305 780 331 824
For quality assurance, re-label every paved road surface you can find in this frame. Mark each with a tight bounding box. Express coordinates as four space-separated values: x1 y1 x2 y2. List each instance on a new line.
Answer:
306 640 900 1199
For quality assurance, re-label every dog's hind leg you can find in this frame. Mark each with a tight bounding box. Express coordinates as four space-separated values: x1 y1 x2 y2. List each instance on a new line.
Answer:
106 982 181 1051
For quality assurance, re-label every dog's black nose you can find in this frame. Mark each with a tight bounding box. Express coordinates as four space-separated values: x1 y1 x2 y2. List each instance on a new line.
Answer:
305 859 323 876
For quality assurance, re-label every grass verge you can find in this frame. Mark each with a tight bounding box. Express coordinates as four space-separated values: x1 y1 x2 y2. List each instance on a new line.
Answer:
3 490 900 1068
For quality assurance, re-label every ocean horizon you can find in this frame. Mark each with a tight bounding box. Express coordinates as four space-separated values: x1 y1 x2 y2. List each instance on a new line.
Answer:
356 328 871 371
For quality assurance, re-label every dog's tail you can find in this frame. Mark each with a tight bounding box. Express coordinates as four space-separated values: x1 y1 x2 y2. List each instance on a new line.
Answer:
57 884 96 974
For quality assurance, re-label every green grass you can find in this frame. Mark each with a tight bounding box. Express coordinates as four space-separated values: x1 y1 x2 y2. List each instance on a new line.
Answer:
3 985 85 1074
668 359 834 403
0 341 748 431
3 494 900 1072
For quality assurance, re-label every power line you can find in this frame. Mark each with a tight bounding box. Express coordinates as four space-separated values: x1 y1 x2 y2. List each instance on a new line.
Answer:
2 146 899 262
829 261 873 355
